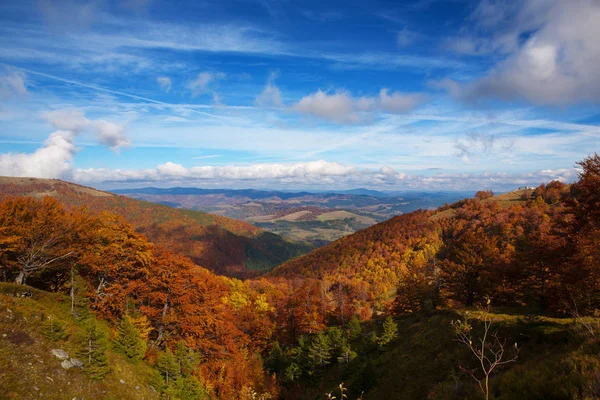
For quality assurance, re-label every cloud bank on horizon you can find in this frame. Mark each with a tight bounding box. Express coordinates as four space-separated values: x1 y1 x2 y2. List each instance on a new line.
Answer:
0 0 598 191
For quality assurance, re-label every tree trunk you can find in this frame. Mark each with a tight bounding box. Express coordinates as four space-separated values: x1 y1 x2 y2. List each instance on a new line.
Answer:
71 266 75 315
15 269 27 285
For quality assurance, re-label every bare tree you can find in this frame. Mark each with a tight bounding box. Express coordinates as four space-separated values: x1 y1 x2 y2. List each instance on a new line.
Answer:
564 293 599 338
452 306 519 400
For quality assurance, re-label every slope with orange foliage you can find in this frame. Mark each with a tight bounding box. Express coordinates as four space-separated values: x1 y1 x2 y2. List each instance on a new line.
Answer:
0 177 309 278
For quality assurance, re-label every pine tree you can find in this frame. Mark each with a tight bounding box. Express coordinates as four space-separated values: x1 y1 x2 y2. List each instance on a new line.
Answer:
337 345 357 365
376 316 398 348
308 332 332 368
157 348 180 385
115 315 147 362
175 341 201 376
78 318 110 380
346 315 362 341
40 316 68 341
265 341 286 373
284 362 302 383
164 376 208 400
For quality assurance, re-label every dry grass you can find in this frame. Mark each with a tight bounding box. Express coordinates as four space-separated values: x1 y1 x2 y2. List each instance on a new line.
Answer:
317 210 377 225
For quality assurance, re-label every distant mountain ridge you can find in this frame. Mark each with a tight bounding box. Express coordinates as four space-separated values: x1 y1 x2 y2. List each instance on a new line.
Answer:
111 186 472 246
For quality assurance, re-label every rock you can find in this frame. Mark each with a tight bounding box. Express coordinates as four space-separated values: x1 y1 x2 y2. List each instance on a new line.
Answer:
69 358 84 368
51 349 69 360
120 379 126 384
61 359 74 369
135 386 140 391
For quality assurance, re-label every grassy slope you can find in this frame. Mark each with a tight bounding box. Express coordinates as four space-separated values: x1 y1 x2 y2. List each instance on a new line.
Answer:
0 177 309 277
0 283 159 400
300 309 598 400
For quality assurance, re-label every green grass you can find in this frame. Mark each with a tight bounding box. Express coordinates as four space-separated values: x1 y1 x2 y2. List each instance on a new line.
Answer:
296 309 600 400
0 283 159 400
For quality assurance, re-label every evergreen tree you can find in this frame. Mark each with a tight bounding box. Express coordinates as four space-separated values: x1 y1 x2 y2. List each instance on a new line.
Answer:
175 341 201 375
284 362 302 383
326 327 344 359
337 344 357 365
157 348 180 385
346 315 362 341
40 316 68 341
265 341 286 374
164 376 208 400
115 315 147 362
78 318 110 380
308 332 332 368
376 317 398 348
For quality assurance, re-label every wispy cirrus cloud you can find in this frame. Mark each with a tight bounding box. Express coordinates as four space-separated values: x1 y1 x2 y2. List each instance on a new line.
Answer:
254 71 283 108
156 76 172 92
187 72 225 98
0 67 27 99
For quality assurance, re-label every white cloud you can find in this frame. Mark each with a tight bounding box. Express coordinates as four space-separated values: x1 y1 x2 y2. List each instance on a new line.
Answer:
93 121 131 150
293 89 425 123
42 109 90 132
157 76 172 92
446 0 600 105
378 89 426 113
0 68 28 99
0 131 76 179
187 72 225 99
41 108 130 150
70 160 579 191
254 72 283 108
454 132 514 162
0 108 131 179
294 90 362 124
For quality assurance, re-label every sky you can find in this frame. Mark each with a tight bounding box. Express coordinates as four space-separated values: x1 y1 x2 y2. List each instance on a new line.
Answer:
0 0 598 191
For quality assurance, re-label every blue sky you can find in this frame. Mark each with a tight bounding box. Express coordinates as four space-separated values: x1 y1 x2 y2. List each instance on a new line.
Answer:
0 0 598 190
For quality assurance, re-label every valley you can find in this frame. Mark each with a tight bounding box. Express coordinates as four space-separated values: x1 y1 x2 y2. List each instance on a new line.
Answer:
112 187 471 246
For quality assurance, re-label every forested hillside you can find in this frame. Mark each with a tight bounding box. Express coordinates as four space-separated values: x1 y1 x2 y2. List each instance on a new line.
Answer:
1 154 599 399
0 177 309 278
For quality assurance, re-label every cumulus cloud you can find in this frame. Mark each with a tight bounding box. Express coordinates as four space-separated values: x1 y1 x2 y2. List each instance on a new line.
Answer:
0 131 76 178
0 109 129 179
42 109 90 132
0 68 27 99
188 72 225 97
156 76 172 92
93 121 131 149
41 109 130 150
378 89 425 113
254 71 283 108
293 89 425 123
70 160 579 191
445 0 600 105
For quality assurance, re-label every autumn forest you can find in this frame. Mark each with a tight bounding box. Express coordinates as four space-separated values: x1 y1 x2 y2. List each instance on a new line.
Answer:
1 154 600 399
